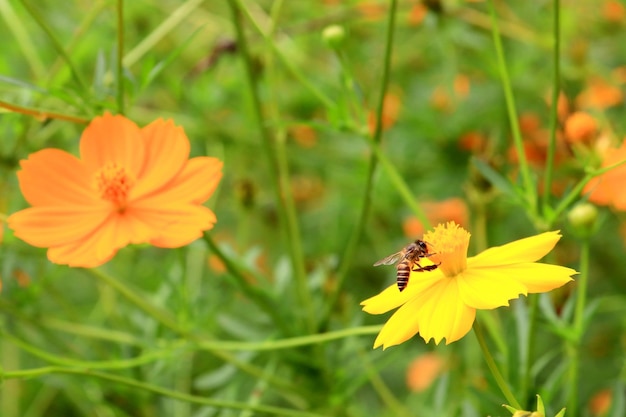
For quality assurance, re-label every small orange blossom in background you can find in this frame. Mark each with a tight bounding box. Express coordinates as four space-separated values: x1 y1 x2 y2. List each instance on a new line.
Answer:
406 352 446 392
403 198 468 238
583 138 626 211
362 222 576 348
8 112 223 267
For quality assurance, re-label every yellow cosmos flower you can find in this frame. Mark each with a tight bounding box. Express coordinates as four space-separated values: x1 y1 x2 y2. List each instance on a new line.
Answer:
8 112 223 268
362 222 576 348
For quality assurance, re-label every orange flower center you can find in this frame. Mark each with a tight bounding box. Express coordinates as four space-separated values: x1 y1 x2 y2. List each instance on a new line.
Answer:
423 221 471 277
94 162 135 210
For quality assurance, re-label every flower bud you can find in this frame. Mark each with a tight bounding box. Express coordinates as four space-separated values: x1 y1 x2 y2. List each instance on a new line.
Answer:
567 203 599 236
322 25 346 49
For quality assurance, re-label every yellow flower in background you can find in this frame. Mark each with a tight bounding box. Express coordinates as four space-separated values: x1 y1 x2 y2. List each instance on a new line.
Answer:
362 222 576 348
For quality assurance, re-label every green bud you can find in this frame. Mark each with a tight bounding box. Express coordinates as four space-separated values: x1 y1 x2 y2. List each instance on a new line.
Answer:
567 203 598 235
322 25 346 49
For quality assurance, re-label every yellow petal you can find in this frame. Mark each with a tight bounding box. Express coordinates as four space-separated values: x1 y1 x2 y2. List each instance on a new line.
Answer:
457 267 529 309
361 272 444 314
490 263 576 293
468 231 562 267
373 296 423 349
416 278 475 345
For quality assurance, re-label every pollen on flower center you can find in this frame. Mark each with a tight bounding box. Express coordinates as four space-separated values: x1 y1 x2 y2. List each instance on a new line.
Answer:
94 162 135 209
423 221 470 277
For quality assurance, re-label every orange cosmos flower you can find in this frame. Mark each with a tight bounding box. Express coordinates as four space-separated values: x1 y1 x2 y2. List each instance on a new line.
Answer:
363 222 576 347
8 112 223 267
583 138 626 210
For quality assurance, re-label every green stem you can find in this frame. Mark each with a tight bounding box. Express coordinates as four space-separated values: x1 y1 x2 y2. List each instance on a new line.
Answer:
227 0 314 333
473 319 521 409
4 331 178 370
116 0 125 114
0 100 89 124
195 325 382 351
541 0 560 212
86 268 184 335
202 234 291 334
368 139 430 226
488 0 536 213
324 0 399 323
567 237 590 417
235 0 334 110
520 294 538 406
19 0 87 91
83 268 308 405
549 157 626 225
1 367 326 417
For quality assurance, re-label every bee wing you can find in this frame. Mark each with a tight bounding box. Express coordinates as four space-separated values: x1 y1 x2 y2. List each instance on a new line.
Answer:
373 251 404 266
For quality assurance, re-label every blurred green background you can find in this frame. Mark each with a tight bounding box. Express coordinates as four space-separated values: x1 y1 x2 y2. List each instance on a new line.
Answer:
1 1 626 416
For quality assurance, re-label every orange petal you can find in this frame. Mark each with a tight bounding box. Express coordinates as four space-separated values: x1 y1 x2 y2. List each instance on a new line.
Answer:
47 218 118 267
149 205 217 247
79 113 146 177
45 211 156 267
17 149 98 206
8 205 110 248
131 118 191 198
135 157 222 204
468 231 561 267
125 203 216 248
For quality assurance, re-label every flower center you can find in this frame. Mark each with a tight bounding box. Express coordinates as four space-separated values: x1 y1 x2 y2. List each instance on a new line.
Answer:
94 162 135 210
422 221 470 277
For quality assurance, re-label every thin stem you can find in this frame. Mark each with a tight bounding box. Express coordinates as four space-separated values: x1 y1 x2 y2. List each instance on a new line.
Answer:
195 325 382 351
549 157 626 225
1 367 327 417
4 331 177 370
488 0 536 213
202 234 291 334
368 139 430 226
567 237 590 417
325 0 400 323
83 267 308 405
19 0 87 91
235 0 335 110
473 319 522 409
227 0 314 333
116 0 125 114
86 268 184 336
541 0 560 212
520 294 538 406
0 100 89 124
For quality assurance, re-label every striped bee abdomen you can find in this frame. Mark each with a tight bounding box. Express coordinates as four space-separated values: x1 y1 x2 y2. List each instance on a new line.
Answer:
396 261 411 292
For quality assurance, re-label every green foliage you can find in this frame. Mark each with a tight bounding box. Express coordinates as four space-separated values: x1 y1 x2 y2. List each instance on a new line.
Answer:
1 1 626 416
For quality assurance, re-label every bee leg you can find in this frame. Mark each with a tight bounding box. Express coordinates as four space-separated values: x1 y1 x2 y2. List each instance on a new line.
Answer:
412 262 440 272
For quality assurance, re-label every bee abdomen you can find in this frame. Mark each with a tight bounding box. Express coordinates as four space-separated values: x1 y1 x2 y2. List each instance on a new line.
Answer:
396 262 411 292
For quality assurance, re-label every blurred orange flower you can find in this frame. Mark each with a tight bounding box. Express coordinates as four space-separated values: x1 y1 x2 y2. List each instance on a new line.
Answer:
368 92 402 135
583 138 626 210
406 352 446 392
603 0 625 22
564 111 597 144
8 112 223 267
403 198 468 238
408 3 428 26
576 78 624 109
589 388 612 416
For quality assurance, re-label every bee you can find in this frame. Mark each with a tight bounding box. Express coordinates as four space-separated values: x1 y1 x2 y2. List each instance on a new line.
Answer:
374 240 439 292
